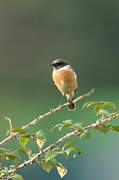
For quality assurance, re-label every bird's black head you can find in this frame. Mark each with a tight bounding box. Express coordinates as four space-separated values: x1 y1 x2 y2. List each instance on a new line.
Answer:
50 59 69 70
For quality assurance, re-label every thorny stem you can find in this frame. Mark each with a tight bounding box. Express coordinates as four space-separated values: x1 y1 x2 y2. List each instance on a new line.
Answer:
8 113 119 176
0 89 94 147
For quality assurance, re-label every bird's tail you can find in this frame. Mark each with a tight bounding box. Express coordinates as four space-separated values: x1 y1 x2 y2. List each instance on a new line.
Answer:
68 101 76 111
67 95 76 111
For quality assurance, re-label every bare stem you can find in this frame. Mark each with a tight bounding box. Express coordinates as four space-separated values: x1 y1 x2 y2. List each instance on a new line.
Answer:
4 117 13 131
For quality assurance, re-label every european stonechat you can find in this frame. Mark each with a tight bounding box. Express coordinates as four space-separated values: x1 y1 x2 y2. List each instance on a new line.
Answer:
50 59 78 111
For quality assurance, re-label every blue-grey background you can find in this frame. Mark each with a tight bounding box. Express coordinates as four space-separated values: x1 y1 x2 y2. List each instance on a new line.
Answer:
0 0 119 179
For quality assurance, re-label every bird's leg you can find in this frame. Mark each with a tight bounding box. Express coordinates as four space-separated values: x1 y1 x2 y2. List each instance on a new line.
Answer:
66 94 75 111
58 95 64 107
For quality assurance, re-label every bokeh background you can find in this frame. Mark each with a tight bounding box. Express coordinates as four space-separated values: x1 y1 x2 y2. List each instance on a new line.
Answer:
0 0 119 179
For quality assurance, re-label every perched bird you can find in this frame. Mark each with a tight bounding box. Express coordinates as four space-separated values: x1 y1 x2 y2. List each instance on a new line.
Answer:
50 59 78 111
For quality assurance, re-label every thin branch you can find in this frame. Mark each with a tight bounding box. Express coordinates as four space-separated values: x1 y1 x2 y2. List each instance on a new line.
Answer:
0 89 94 147
9 113 119 175
4 117 13 131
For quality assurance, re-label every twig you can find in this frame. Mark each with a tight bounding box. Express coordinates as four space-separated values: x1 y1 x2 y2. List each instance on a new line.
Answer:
0 89 94 147
4 117 13 131
9 113 119 175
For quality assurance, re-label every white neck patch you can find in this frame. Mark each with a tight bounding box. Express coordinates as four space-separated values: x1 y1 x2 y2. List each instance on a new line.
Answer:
54 65 77 80
54 65 70 71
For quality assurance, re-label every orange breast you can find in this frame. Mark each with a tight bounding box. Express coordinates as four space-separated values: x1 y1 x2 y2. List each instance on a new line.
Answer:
52 70 77 95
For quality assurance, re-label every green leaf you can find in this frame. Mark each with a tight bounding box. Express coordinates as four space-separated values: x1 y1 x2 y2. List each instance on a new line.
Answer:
63 141 76 147
40 160 53 173
29 153 37 159
19 135 29 148
9 164 17 169
12 173 24 180
22 133 31 138
80 131 91 140
50 124 63 132
5 153 19 163
110 112 118 118
35 130 46 138
62 141 76 153
2 152 19 163
56 163 67 178
95 124 112 134
16 147 32 156
83 101 95 108
112 126 119 132
83 101 104 109
32 130 46 148
73 122 83 129
51 120 72 132
6 129 10 136
36 137 46 149
0 167 9 176
83 101 116 110
0 147 14 153
45 150 58 162
97 109 109 117
64 147 82 157
94 106 103 115
11 128 26 134
62 119 72 127
104 102 116 109
16 147 27 154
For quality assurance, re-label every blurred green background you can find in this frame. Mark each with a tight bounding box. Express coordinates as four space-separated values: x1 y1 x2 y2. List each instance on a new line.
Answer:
0 0 119 179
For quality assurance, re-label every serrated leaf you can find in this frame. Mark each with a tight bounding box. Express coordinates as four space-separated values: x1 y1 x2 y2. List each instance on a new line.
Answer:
56 163 67 178
62 119 72 127
45 150 58 162
12 174 24 180
112 126 119 132
19 135 29 148
11 128 26 134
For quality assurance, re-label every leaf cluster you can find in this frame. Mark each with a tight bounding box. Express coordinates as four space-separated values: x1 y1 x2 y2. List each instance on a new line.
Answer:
0 100 119 180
